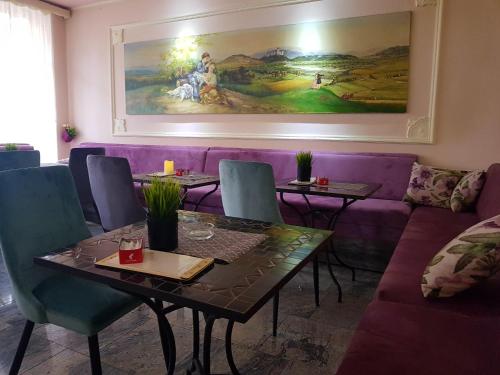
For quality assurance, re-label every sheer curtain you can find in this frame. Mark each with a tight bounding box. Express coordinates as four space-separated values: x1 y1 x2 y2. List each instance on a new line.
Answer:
0 1 57 162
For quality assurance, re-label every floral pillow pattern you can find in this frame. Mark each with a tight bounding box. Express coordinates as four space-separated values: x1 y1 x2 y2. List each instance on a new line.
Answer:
450 170 486 213
422 215 500 298
404 162 466 209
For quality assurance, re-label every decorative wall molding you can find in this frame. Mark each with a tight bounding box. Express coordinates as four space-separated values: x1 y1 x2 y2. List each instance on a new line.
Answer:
113 118 126 133
406 117 431 142
109 0 443 145
415 0 437 8
111 29 123 45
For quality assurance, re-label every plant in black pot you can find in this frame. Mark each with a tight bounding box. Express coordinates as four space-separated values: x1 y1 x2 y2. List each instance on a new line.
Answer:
296 151 313 182
143 178 182 252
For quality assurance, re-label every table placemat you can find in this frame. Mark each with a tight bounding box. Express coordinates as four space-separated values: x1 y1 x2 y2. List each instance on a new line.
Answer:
313 182 368 191
105 224 267 264
175 226 267 263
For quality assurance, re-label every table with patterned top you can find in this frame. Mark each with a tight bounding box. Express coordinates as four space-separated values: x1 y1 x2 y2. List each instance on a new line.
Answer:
275 180 382 299
34 210 332 375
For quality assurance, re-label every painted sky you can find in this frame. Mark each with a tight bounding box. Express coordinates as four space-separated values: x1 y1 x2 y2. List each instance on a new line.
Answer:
125 11 410 70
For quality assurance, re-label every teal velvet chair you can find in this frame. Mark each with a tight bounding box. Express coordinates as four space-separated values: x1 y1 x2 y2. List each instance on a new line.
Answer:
219 159 284 224
219 160 283 336
0 150 40 171
0 166 142 374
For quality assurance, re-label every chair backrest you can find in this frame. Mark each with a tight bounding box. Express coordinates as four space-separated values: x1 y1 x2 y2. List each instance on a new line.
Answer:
87 155 146 231
68 147 105 223
0 166 90 323
0 150 40 171
219 159 283 223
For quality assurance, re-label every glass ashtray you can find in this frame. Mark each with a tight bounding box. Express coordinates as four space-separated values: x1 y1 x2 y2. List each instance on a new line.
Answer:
183 222 215 240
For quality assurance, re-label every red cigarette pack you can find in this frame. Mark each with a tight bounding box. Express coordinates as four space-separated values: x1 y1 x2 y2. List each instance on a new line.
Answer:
118 238 144 264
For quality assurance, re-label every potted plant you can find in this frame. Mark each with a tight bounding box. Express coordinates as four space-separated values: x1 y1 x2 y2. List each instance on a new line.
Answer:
61 124 77 143
296 151 313 182
4 143 18 151
143 178 182 251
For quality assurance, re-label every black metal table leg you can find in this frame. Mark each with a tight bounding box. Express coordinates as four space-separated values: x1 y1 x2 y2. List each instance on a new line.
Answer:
326 242 343 303
313 255 320 307
273 293 279 337
133 297 177 375
153 299 173 371
279 192 308 227
327 198 357 281
203 315 217 375
225 320 241 375
194 184 219 212
188 309 203 375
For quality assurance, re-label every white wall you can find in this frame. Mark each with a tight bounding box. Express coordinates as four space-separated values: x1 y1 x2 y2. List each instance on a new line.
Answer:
62 0 500 170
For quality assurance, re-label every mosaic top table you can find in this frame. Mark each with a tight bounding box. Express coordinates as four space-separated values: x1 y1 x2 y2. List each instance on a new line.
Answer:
34 210 332 375
275 180 382 298
133 173 220 211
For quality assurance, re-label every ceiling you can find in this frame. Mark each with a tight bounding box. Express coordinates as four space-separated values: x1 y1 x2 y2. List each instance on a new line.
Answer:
43 0 110 9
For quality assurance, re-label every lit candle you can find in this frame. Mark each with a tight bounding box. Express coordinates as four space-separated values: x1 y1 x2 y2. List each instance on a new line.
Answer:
164 160 174 174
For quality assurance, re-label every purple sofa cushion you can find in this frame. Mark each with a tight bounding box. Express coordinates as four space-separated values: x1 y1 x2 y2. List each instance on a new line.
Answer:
79 143 208 174
336 300 500 375
375 207 500 316
476 163 500 220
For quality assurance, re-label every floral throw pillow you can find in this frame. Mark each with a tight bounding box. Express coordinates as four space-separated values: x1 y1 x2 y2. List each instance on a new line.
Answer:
422 215 500 298
450 170 486 213
404 162 466 209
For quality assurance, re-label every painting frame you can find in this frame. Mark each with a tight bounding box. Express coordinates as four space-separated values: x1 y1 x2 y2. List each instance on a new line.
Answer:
109 0 443 144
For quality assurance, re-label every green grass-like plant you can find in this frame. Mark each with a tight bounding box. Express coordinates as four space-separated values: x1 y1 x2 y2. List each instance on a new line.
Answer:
65 127 77 138
4 144 17 151
296 151 313 168
143 178 182 220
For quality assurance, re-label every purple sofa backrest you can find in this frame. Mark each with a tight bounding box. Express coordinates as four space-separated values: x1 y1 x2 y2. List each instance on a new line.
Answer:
312 153 417 200
476 163 500 220
79 143 208 174
205 147 416 201
204 148 296 181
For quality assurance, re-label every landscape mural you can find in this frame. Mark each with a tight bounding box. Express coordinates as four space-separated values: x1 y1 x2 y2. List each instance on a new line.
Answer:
124 12 411 115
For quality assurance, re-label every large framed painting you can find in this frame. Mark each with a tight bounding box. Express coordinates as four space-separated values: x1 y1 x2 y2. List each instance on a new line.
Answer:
124 11 411 115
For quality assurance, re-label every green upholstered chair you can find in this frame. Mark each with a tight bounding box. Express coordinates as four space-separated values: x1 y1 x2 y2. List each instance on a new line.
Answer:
0 150 40 171
219 159 284 336
0 166 142 374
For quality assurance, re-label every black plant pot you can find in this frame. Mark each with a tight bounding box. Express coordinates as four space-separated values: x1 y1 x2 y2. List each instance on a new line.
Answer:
147 213 178 252
297 165 312 182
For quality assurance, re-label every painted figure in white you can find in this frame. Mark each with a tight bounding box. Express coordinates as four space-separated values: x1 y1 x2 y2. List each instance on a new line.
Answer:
166 83 194 101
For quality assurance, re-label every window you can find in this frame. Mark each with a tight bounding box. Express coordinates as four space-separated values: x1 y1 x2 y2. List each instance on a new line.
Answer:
0 1 57 162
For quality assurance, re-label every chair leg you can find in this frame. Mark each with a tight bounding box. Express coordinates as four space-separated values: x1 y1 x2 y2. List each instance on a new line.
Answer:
273 293 279 337
88 335 102 375
9 320 34 375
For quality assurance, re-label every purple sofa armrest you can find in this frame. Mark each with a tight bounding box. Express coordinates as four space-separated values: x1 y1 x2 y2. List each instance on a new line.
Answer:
476 163 500 220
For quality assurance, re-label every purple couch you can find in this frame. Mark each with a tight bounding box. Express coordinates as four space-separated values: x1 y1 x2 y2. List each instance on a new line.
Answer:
336 163 500 375
79 143 416 269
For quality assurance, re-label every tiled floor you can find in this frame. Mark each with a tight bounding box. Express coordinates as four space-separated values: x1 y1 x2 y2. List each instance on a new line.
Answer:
0 225 381 375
